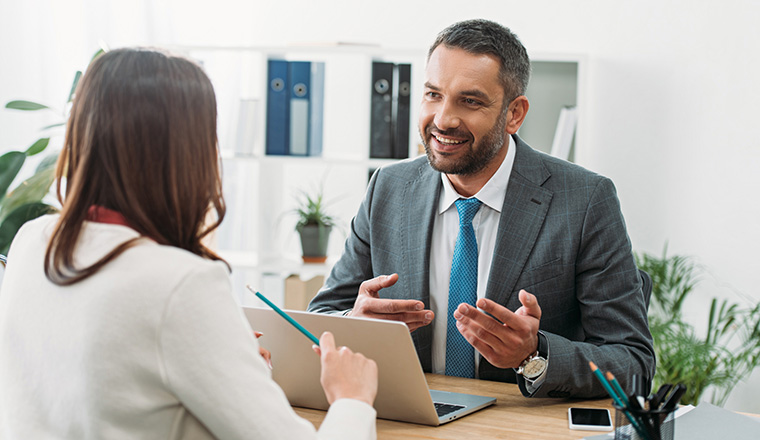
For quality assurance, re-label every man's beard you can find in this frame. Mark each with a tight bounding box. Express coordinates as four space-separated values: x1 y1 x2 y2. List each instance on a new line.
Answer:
421 113 507 175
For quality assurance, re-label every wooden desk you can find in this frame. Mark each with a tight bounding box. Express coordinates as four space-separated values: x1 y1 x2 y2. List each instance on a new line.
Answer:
294 374 613 440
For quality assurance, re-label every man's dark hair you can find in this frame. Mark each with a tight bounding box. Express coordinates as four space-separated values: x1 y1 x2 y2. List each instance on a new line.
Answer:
428 19 531 102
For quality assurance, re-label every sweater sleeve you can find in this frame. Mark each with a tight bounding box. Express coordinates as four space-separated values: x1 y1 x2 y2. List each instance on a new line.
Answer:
157 262 376 440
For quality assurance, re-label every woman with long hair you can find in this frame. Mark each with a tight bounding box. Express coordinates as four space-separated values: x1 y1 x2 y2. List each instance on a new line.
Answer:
0 48 377 439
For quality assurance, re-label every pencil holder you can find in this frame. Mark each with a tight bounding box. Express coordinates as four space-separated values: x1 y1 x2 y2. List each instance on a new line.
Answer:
613 405 675 440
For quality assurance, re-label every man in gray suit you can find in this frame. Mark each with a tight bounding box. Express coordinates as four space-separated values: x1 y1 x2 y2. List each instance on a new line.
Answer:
309 19 654 399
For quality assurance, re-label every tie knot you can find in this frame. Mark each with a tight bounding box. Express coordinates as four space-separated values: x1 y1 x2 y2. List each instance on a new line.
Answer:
454 198 482 225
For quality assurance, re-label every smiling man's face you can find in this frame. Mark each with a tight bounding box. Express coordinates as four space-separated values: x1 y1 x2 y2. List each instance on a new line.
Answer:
419 45 509 176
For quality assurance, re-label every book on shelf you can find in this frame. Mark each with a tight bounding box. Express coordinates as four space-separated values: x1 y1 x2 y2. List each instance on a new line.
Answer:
369 61 412 160
265 59 325 157
550 106 577 161
234 98 259 157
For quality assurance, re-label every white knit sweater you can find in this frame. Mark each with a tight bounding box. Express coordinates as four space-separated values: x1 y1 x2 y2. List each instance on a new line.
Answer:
0 215 376 439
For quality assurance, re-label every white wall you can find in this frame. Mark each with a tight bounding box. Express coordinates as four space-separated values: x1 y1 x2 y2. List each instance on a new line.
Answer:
2 0 759 412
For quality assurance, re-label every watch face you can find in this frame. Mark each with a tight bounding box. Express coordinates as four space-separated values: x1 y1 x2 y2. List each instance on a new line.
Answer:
523 358 547 379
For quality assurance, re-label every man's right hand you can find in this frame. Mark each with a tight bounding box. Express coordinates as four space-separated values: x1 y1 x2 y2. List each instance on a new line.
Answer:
348 273 434 332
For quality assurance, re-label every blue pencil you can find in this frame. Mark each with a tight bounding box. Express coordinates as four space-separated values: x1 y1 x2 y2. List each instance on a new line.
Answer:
247 286 320 346
606 371 631 408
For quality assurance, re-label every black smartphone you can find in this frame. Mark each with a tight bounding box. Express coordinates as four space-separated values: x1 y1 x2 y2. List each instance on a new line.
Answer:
568 407 613 431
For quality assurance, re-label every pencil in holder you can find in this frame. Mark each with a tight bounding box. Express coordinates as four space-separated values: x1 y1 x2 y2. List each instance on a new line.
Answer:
613 404 675 440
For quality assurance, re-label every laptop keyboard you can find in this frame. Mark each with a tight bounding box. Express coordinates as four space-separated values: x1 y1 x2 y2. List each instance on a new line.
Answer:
434 402 466 417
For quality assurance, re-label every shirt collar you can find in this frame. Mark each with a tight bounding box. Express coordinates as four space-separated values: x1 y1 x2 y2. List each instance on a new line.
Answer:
87 205 133 228
438 135 516 214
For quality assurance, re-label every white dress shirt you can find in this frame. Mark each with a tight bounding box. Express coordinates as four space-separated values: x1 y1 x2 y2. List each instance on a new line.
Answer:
429 136 516 375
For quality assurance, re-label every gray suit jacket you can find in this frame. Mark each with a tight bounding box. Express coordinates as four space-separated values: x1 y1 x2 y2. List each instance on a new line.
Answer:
309 136 654 398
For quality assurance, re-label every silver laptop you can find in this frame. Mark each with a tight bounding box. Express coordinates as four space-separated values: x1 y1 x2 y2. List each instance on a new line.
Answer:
242 306 496 426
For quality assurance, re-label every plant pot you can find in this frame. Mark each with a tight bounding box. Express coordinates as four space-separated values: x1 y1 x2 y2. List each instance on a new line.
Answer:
297 224 332 263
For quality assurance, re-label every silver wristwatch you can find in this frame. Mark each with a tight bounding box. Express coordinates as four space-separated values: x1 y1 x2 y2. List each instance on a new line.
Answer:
516 350 548 380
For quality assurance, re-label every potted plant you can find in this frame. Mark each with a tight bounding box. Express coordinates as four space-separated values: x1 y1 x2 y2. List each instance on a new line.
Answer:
636 246 760 406
293 185 335 263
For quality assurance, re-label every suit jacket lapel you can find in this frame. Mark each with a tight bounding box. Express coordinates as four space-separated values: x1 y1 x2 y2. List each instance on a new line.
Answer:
486 136 553 308
403 160 440 371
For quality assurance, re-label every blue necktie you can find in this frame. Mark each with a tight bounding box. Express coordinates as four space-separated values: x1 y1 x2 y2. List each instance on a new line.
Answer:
445 197 482 378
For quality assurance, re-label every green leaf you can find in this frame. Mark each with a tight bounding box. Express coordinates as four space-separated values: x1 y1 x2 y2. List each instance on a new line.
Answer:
67 71 82 103
5 100 49 111
41 122 66 130
0 151 26 198
35 153 59 174
0 165 56 223
64 49 106 103
640 245 760 406
90 48 106 65
0 202 57 255
293 186 336 229
24 138 50 157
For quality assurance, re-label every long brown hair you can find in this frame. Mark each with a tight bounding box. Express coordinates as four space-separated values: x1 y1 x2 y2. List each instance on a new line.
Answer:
45 48 226 285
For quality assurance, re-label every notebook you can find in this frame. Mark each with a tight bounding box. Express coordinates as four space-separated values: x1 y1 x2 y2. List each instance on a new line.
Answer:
242 306 496 425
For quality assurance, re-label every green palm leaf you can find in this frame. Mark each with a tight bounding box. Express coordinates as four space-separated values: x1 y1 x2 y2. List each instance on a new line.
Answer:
24 138 50 157
0 162 55 223
0 202 57 255
0 151 26 198
5 100 50 111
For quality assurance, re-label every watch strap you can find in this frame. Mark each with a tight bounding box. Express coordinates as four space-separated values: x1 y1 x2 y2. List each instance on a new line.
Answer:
537 330 548 358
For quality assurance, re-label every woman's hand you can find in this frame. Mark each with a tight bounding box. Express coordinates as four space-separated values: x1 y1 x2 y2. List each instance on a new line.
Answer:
254 331 272 369
312 331 378 406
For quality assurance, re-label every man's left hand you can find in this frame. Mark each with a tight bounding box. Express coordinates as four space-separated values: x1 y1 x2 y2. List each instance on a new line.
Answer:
452 289 541 369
